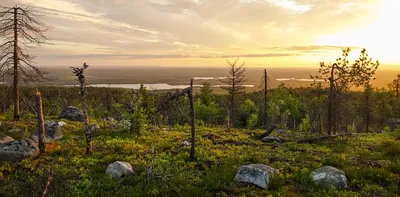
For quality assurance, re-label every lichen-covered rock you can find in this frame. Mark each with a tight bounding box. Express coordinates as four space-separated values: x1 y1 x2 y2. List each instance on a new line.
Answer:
31 120 66 143
311 166 348 189
0 132 14 144
261 136 282 143
59 106 83 121
0 139 38 161
235 164 279 189
106 161 134 179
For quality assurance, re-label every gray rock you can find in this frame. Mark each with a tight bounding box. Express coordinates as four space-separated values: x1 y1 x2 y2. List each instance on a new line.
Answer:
59 106 83 121
58 121 67 126
106 161 134 179
0 132 14 144
235 164 279 189
182 140 190 146
31 120 65 143
311 166 348 189
261 136 282 143
86 124 99 136
0 139 38 161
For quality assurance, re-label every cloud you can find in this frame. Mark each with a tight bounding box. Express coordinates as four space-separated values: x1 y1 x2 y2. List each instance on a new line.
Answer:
240 0 312 14
265 45 363 53
51 52 299 59
4 0 383 66
266 0 312 14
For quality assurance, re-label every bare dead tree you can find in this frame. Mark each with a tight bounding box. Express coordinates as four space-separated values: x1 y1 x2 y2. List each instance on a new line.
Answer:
71 63 93 154
188 79 195 161
259 69 269 128
156 79 196 161
0 6 50 120
221 58 246 129
35 91 45 153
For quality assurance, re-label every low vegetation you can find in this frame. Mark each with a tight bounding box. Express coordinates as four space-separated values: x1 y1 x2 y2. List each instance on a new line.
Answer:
1 116 399 196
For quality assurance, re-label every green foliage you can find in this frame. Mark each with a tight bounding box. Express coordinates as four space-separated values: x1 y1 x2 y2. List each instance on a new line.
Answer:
238 99 259 128
198 82 214 106
195 99 223 125
300 114 311 132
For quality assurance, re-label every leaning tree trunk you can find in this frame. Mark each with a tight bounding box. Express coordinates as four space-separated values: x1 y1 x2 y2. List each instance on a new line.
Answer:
13 7 20 121
36 92 45 153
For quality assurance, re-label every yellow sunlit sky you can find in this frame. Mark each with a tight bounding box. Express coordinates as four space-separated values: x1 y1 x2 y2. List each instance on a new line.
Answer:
2 0 399 68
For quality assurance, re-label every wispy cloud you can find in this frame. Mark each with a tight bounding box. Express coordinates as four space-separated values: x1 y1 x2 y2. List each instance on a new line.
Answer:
4 0 385 66
52 52 299 59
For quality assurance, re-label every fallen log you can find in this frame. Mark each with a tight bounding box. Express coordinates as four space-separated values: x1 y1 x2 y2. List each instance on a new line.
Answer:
256 124 277 140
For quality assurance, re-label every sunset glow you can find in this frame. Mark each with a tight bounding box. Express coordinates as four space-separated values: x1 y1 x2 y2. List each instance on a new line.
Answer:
2 0 396 68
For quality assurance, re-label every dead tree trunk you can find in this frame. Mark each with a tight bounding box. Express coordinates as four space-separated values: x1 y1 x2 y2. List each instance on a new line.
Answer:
327 64 335 136
13 7 20 121
36 92 45 153
189 79 195 161
264 69 268 128
156 80 196 161
71 63 92 154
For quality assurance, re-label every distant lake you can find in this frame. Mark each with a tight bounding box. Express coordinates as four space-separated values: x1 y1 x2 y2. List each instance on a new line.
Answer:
66 83 255 90
276 78 325 82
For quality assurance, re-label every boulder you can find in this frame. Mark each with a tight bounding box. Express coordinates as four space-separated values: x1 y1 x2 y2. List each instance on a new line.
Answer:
311 166 348 189
261 136 282 143
106 161 134 179
0 139 38 161
0 132 14 144
59 106 83 121
31 120 65 143
235 164 279 189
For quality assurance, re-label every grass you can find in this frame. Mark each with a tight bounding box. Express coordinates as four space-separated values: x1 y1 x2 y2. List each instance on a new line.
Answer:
1 119 400 196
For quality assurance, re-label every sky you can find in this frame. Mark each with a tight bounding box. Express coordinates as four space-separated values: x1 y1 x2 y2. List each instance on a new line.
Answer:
2 0 399 68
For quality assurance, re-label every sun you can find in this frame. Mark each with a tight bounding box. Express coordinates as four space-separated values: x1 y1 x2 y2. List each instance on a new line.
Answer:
314 0 400 65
